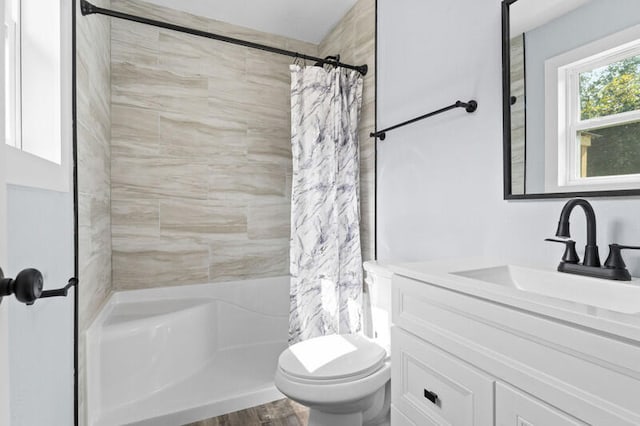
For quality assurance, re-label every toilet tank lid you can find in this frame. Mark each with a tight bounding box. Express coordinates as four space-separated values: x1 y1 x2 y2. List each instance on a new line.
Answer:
279 334 387 382
363 261 394 279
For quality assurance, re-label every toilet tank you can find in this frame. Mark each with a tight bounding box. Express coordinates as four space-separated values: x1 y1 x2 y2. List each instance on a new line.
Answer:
363 261 393 351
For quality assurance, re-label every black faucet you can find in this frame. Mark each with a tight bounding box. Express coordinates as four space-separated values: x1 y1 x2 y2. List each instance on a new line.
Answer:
555 198 600 267
546 198 640 281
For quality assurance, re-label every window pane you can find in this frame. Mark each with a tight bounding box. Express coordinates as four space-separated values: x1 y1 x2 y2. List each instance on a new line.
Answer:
21 0 61 164
579 121 640 178
579 54 640 120
4 0 19 148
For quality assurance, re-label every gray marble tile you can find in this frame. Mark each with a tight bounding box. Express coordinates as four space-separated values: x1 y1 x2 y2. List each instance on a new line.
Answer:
207 75 252 108
77 0 112 312
112 62 208 114
246 130 292 167
111 199 160 241
77 3 112 425
246 50 292 86
159 199 247 241
111 19 159 67
78 252 111 328
205 97 250 132
245 102 289 132
243 78 290 111
111 105 159 157
113 238 210 289
208 162 288 202
111 0 209 32
510 34 526 194
248 198 290 240
77 7 110 95
112 156 209 200
157 30 211 76
77 122 110 197
158 112 246 161
209 238 289 282
284 39 319 58
201 41 248 80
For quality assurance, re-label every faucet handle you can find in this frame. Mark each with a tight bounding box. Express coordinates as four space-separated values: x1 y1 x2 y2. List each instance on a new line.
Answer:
604 244 640 269
545 238 580 264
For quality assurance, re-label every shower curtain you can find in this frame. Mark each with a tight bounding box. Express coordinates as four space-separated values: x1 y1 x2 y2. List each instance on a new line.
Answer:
288 64 364 344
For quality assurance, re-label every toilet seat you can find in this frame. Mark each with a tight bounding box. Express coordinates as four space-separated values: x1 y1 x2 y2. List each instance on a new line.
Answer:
278 334 387 385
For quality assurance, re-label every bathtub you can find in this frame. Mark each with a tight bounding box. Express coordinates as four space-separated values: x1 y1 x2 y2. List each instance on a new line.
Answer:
86 276 290 426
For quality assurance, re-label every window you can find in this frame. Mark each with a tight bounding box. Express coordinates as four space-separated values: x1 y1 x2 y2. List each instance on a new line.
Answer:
545 25 640 193
4 0 21 150
568 45 640 182
3 0 71 191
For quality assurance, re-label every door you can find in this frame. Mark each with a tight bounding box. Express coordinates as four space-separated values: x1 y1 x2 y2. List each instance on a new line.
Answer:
0 181 75 426
1 116 10 426
0 0 76 424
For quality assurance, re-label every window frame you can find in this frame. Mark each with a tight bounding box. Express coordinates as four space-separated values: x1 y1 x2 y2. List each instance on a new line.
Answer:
544 24 640 193
4 0 21 150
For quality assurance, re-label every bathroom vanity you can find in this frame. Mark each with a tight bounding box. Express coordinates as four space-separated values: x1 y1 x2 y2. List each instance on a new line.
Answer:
388 259 640 425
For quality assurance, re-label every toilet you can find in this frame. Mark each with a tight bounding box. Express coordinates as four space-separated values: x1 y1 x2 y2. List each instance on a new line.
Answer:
275 261 393 426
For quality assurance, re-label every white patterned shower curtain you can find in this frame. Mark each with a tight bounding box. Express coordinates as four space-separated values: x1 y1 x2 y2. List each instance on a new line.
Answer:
288 64 364 344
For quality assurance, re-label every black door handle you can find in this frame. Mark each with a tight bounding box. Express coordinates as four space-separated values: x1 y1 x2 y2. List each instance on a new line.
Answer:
0 267 77 305
0 267 43 305
40 278 78 298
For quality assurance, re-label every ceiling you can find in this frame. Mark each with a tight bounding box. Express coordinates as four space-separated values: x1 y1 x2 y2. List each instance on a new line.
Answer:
141 0 358 44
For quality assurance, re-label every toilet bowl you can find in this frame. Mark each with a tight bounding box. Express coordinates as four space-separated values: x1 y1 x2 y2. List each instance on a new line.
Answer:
276 262 393 425
275 333 391 426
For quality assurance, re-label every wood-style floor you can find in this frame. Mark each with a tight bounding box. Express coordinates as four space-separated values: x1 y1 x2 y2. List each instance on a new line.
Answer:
184 399 309 426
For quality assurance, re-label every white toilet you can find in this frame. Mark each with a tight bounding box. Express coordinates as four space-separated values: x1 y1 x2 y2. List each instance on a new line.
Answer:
275 261 393 426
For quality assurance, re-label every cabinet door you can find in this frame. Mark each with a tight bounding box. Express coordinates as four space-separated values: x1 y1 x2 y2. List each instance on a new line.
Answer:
392 327 494 425
391 405 417 426
496 382 588 426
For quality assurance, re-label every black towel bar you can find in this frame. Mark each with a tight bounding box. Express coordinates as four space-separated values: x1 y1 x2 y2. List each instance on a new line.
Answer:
371 99 478 140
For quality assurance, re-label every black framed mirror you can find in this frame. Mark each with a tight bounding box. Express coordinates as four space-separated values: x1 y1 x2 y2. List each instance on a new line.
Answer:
502 0 640 199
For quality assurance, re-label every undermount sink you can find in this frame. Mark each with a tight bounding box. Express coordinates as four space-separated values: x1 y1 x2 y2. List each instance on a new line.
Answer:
452 265 640 314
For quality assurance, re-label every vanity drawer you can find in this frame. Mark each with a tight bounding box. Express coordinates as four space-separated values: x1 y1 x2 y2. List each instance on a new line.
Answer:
391 327 494 426
496 382 588 426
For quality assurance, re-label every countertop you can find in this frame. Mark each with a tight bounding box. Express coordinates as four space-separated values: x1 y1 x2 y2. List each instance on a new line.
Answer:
388 258 640 344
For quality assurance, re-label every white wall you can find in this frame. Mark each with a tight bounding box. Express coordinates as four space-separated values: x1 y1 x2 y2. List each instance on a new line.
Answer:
377 0 640 275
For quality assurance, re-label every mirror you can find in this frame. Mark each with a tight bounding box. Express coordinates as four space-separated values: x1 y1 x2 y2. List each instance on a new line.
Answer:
502 0 640 198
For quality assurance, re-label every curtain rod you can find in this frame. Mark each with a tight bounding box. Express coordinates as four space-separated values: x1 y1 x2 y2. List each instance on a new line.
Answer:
370 100 478 140
80 0 368 76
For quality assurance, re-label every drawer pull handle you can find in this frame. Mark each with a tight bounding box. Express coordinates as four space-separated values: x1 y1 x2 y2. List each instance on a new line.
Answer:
424 389 439 404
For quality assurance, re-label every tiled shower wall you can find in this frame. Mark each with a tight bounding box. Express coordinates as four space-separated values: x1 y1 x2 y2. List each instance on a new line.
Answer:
110 0 375 290
76 0 111 423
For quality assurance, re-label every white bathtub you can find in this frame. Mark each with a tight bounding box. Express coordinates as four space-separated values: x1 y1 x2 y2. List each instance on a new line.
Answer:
86 276 290 426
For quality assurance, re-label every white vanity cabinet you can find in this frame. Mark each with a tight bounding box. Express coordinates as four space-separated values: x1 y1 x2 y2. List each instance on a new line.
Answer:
390 272 640 426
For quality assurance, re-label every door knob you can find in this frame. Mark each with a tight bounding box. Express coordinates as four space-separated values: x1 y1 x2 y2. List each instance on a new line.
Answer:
0 267 44 305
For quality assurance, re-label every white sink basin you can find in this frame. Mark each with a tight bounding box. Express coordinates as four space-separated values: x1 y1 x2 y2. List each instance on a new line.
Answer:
452 265 640 314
